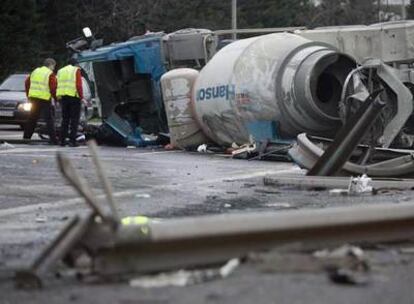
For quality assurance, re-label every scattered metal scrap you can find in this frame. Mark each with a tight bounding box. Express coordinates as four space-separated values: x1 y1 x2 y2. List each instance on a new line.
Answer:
287 56 414 177
340 59 414 149
14 142 414 289
320 245 370 286
308 90 385 176
248 244 370 285
232 140 292 162
289 134 414 177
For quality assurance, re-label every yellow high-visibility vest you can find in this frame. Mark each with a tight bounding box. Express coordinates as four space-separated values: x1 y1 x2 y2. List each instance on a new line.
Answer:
121 216 150 235
28 66 53 101
57 65 79 98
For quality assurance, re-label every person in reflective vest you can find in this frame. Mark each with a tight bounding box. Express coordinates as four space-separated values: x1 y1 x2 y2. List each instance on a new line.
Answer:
56 58 84 147
23 58 58 144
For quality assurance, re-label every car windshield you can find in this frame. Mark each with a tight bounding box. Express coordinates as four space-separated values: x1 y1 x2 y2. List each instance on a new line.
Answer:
0 75 27 92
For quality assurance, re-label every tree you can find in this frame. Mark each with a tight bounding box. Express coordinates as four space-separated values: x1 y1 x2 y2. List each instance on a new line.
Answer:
0 0 42 80
237 0 315 28
407 0 414 19
346 0 377 24
140 0 232 32
312 0 377 26
2 0 387 82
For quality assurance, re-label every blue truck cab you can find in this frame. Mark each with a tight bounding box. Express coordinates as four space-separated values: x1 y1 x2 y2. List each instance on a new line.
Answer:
77 33 168 145
75 29 215 146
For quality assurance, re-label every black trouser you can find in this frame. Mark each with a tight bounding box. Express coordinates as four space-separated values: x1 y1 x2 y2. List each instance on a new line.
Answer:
23 99 57 143
60 96 81 144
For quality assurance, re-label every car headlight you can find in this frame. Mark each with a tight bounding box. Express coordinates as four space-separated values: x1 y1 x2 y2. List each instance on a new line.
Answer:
18 103 32 112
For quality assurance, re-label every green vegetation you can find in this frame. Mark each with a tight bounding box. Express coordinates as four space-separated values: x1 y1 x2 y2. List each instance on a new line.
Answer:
0 0 408 81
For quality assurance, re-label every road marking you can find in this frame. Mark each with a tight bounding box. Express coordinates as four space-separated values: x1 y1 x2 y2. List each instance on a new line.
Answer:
0 197 86 218
0 153 56 158
0 167 299 218
124 150 183 156
0 147 81 154
0 134 24 139
0 147 181 156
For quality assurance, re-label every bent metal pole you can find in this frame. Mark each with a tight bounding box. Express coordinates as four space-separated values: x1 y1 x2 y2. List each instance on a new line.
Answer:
92 202 414 275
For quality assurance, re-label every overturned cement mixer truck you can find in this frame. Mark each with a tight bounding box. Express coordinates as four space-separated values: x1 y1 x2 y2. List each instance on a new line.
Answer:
161 21 414 157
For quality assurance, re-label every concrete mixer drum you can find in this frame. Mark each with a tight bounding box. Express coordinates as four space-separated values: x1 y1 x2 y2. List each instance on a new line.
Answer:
191 32 357 146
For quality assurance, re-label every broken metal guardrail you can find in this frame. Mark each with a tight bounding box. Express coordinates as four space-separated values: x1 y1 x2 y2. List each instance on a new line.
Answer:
289 133 414 177
15 140 118 288
374 61 413 148
300 59 414 177
14 141 414 288
340 59 413 149
308 90 385 176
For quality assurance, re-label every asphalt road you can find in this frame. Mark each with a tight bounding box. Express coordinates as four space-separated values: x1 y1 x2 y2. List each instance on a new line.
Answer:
1 124 414 304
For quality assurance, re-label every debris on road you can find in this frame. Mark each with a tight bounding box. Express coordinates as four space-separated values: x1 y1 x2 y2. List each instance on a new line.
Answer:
231 140 292 161
313 245 369 272
0 142 15 150
129 258 240 288
348 175 373 195
316 245 371 286
9 137 414 293
134 193 151 199
329 189 350 196
35 217 47 223
264 203 292 209
16 143 414 288
231 142 256 158
327 268 370 286
197 144 208 153
328 175 374 196
248 245 369 275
